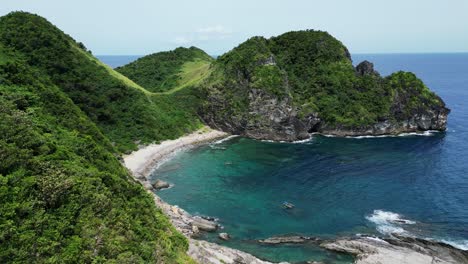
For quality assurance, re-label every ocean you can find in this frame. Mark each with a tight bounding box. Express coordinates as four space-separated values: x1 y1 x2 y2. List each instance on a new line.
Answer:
100 53 468 263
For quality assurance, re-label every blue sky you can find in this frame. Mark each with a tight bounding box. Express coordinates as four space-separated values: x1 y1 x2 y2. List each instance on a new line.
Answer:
1 0 467 55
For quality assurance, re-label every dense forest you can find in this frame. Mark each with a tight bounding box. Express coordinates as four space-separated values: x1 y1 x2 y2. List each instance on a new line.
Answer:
0 12 195 263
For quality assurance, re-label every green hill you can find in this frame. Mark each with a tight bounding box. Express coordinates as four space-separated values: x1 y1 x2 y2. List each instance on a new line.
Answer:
116 47 213 94
201 30 449 139
0 12 203 153
0 12 194 263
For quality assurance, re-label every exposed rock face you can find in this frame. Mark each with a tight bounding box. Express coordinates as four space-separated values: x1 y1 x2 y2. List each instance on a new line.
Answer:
321 236 468 264
205 86 449 139
356 60 379 76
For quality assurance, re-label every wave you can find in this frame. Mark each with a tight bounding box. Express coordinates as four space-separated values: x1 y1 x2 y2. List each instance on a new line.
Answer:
441 239 468 250
366 210 468 251
347 130 438 139
211 135 239 145
366 210 416 235
260 136 313 144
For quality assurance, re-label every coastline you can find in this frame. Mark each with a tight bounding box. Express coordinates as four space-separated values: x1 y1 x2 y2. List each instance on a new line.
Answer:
123 127 468 264
123 127 282 264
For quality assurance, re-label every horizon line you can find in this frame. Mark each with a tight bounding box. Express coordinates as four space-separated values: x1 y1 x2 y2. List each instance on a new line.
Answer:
96 51 468 57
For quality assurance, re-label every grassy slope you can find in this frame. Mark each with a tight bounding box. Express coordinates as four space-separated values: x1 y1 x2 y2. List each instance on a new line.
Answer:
116 47 213 94
156 58 213 95
0 12 203 153
0 45 194 263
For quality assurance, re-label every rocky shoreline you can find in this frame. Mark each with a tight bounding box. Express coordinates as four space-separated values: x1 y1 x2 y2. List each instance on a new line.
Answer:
322 235 468 264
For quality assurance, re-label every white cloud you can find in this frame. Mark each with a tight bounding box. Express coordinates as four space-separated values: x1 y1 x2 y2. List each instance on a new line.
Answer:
173 36 192 45
172 25 232 46
196 25 228 34
196 25 232 40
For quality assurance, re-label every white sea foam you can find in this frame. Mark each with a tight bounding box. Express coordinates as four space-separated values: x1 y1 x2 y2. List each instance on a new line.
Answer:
441 239 468 250
366 210 416 235
346 130 438 139
212 135 239 145
292 137 313 144
259 136 313 144
367 210 468 251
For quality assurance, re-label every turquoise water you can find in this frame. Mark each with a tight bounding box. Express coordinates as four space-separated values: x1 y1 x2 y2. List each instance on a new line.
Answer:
149 54 468 263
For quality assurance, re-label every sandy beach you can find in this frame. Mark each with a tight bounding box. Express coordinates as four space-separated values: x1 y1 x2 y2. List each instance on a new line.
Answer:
124 127 228 179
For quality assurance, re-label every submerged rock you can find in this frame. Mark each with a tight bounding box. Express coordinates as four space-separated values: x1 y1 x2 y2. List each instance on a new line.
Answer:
258 235 318 245
218 233 231 241
152 179 170 190
321 235 468 264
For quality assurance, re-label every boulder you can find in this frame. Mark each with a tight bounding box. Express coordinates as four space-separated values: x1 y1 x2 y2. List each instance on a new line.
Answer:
218 233 231 241
191 225 200 237
192 216 218 232
152 179 170 190
258 235 317 245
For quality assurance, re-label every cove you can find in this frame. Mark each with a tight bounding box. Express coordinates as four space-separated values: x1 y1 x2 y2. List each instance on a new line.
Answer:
151 132 467 263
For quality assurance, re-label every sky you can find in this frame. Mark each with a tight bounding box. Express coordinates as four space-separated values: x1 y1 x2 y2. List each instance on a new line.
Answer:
1 0 468 55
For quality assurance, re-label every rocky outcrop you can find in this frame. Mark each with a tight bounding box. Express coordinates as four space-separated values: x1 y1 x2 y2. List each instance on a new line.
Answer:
205 90 449 140
258 235 319 245
192 216 218 232
356 60 379 76
321 235 468 264
188 239 287 264
152 179 170 190
202 31 450 141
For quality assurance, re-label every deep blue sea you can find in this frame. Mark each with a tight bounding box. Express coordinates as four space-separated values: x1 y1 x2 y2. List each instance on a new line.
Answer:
100 54 468 263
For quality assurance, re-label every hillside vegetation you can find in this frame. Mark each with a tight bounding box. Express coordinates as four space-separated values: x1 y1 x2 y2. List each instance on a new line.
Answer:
0 12 195 263
0 12 203 153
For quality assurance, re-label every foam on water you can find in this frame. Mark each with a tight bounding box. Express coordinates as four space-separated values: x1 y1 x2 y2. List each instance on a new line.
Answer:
212 135 239 145
366 210 416 235
366 210 468 251
347 130 438 139
441 239 468 250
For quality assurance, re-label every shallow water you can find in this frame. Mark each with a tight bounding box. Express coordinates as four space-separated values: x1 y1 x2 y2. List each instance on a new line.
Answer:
150 53 468 263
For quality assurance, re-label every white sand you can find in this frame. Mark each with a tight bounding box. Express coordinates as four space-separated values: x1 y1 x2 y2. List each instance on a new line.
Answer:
124 127 228 178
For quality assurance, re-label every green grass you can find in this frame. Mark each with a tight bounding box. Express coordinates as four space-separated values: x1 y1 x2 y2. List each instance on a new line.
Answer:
74 45 154 96
156 58 213 95
116 46 214 93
